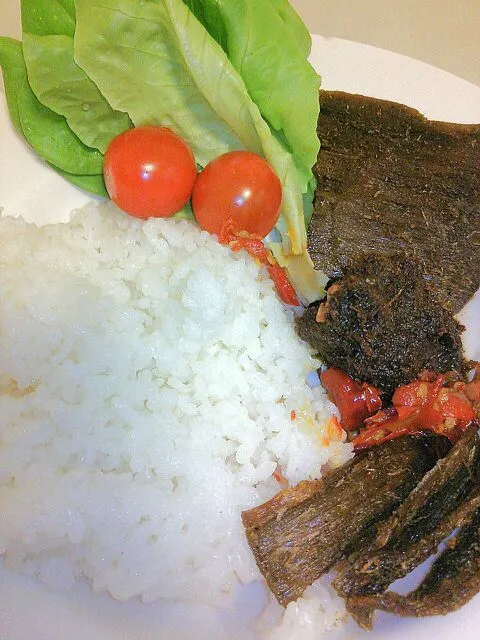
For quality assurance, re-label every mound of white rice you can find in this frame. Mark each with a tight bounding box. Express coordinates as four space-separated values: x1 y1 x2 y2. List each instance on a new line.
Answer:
0 203 351 630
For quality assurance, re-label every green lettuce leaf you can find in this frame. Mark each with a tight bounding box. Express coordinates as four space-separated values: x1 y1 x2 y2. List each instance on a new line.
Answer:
181 0 320 189
23 33 132 153
182 0 227 51
20 0 75 37
0 37 25 134
173 201 195 221
73 0 308 254
17 75 104 175
0 37 106 194
52 166 108 197
0 34 103 176
74 0 259 165
266 0 312 58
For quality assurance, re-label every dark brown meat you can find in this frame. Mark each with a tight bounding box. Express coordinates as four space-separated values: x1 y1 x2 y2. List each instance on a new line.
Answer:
295 253 466 398
241 436 442 606
309 90 480 314
345 487 480 628
334 428 480 599
350 504 480 621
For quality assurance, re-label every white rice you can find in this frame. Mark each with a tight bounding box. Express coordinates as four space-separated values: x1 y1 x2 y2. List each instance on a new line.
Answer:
0 202 352 634
261 577 347 639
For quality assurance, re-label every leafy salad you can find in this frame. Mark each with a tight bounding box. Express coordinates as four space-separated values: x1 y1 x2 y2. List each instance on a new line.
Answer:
0 0 326 300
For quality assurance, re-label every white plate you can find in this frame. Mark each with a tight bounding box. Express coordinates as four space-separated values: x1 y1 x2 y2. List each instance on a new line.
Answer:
1 25 480 640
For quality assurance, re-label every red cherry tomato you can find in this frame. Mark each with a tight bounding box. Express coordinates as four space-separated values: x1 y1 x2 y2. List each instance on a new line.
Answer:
192 150 282 238
103 126 197 218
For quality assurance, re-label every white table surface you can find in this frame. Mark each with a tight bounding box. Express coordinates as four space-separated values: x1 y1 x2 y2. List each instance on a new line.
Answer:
291 0 480 87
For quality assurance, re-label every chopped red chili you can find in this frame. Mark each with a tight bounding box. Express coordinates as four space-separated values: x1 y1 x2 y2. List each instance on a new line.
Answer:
320 368 382 432
352 374 475 450
220 230 300 306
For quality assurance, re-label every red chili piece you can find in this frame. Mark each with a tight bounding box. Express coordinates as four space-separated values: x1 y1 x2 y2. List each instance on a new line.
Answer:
352 374 475 450
320 368 383 432
219 226 300 306
265 262 300 306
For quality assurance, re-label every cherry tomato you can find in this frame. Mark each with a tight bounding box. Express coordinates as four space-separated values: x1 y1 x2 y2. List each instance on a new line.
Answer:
103 126 197 218
192 150 282 238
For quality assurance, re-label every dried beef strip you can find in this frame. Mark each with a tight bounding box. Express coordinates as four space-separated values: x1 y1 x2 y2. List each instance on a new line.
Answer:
242 436 440 606
334 429 480 599
350 505 480 621
309 91 480 314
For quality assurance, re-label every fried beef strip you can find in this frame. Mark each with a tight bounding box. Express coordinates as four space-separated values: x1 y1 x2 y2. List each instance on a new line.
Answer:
334 428 480 602
295 253 466 399
241 436 443 606
344 486 480 629
309 90 480 314
350 503 480 622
